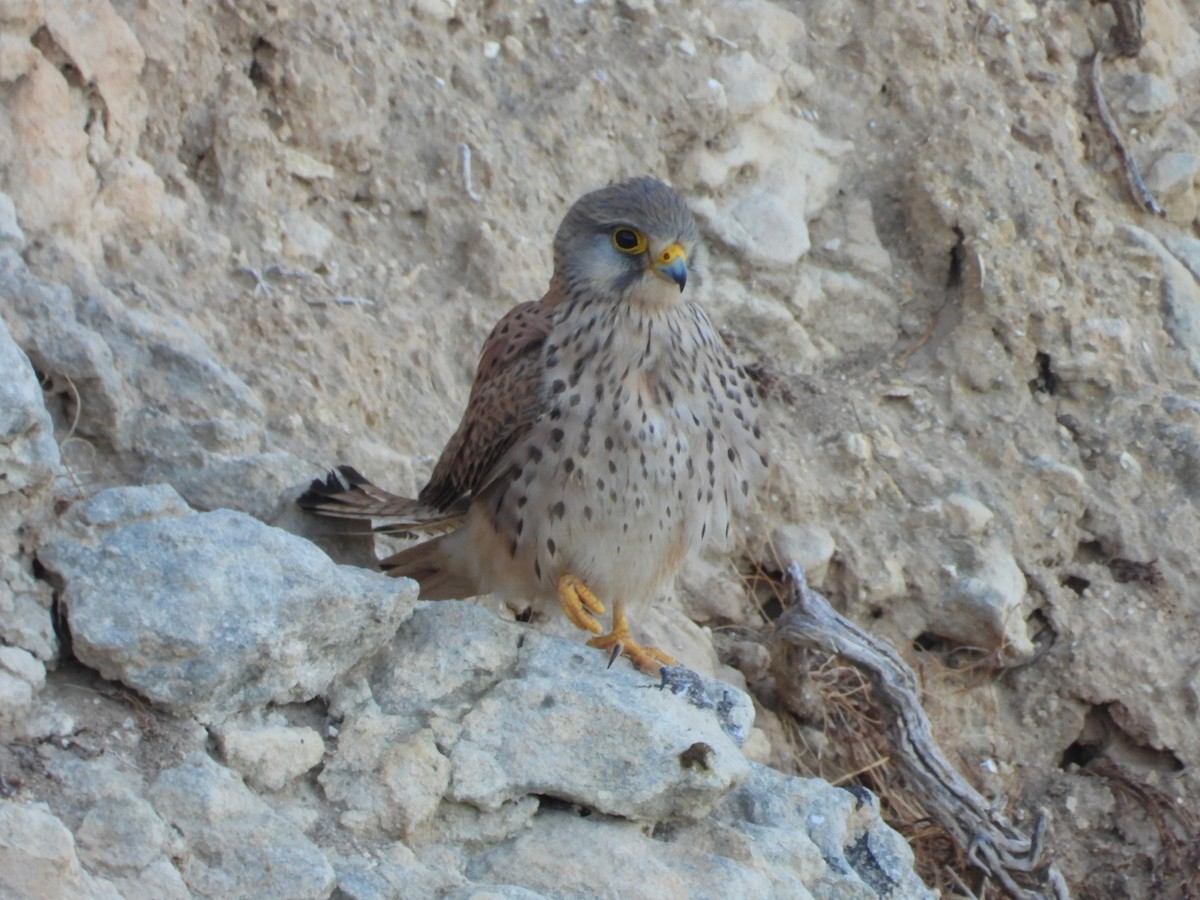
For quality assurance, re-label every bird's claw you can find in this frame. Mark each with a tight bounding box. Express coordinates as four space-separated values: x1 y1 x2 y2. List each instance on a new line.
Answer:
557 574 605 634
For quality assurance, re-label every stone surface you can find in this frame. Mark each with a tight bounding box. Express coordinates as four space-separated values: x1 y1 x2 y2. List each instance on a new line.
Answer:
150 754 335 899
217 719 327 792
333 601 754 822
39 484 416 721
0 801 120 899
75 796 169 874
0 310 59 494
320 716 450 837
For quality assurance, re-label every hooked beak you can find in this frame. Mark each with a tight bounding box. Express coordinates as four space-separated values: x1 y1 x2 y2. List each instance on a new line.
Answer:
651 242 688 292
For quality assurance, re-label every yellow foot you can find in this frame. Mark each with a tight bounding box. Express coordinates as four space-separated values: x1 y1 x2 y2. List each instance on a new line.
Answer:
586 599 678 674
557 574 605 634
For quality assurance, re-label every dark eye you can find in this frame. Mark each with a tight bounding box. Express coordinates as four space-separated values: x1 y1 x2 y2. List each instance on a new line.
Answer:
611 228 646 254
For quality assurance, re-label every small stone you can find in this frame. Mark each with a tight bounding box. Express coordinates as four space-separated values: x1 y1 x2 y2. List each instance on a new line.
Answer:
281 146 336 181
218 722 326 791
0 192 25 251
0 801 117 898
320 718 450 837
150 754 335 898
941 494 994 538
715 52 782 120
1123 74 1176 117
281 211 335 267
75 796 168 874
412 0 457 18
0 645 45 689
1147 152 1200 201
771 524 836 585
0 672 33 735
941 541 1034 660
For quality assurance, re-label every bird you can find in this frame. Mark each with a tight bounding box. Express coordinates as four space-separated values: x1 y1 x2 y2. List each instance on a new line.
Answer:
299 176 768 672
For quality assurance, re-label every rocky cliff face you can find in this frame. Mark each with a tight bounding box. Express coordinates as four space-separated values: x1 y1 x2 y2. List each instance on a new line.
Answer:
2 0 1199 897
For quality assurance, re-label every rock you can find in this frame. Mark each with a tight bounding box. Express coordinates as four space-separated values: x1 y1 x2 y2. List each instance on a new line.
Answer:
466 765 934 899
149 754 335 899
0 191 23 251
106 859 191 900
771 524 837 585
1 258 301 516
335 601 754 823
0 645 45 735
320 717 451 837
940 538 1034 661
329 843 461 898
1146 151 1199 224
0 311 60 494
1122 73 1177 118
281 211 335 267
1123 225 1200 379
687 109 851 269
0 644 44 689
217 718 327 791
715 52 782 120
0 671 32 735
0 55 94 239
75 796 169 874
0 800 120 899
40 484 417 721
940 493 995 538
444 660 750 825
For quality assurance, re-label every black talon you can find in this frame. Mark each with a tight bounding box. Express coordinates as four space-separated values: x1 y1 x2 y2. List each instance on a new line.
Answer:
607 643 623 669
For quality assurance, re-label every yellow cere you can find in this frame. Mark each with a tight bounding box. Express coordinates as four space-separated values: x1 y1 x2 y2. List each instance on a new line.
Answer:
657 242 686 266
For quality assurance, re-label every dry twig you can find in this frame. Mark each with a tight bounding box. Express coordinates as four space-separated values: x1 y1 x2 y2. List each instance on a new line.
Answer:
1090 50 1164 218
774 563 1070 900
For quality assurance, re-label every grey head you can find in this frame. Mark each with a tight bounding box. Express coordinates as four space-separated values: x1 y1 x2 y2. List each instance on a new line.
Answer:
552 177 703 309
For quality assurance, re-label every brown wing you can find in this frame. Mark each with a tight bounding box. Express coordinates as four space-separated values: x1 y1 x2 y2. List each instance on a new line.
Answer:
418 292 559 511
297 465 465 535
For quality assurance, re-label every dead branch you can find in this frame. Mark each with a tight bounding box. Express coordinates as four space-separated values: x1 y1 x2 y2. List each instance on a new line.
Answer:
774 563 1070 900
1090 50 1164 218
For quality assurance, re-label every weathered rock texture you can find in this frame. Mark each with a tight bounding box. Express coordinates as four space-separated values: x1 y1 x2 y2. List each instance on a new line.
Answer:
2 0 1200 896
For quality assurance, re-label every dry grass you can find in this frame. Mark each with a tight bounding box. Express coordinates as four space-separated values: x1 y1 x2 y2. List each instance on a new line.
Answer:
734 554 1009 898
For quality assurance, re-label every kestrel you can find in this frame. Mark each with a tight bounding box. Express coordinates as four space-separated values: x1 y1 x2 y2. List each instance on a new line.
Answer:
300 177 767 672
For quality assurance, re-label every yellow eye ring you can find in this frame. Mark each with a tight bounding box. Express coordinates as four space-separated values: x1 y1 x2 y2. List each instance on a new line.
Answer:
611 227 647 255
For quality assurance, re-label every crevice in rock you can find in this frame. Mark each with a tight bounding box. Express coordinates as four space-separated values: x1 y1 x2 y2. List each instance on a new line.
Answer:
946 225 965 289
1059 703 1184 774
1060 574 1090 596
1028 350 1059 396
30 27 83 89
532 795 593 817
845 832 900 896
1073 539 1106 565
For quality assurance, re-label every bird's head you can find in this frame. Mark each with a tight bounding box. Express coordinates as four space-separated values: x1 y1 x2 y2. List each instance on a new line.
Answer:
552 176 702 312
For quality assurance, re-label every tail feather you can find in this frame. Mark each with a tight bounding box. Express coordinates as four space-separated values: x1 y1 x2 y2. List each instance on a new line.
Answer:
298 465 465 536
380 533 477 600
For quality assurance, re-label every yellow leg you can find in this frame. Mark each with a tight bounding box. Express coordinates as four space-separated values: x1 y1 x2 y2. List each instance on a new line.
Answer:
587 598 678 674
557 574 605 634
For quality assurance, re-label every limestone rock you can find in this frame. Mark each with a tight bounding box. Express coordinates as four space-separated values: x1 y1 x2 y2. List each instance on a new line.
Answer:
0 801 120 899
320 717 451 837
0 192 24 252
465 764 933 899
149 754 335 899
75 796 169 874
771 524 837 586
1 257 305 517
0 310 59 494
40 484 416 721
217 718 327 792
940 537 1034 661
